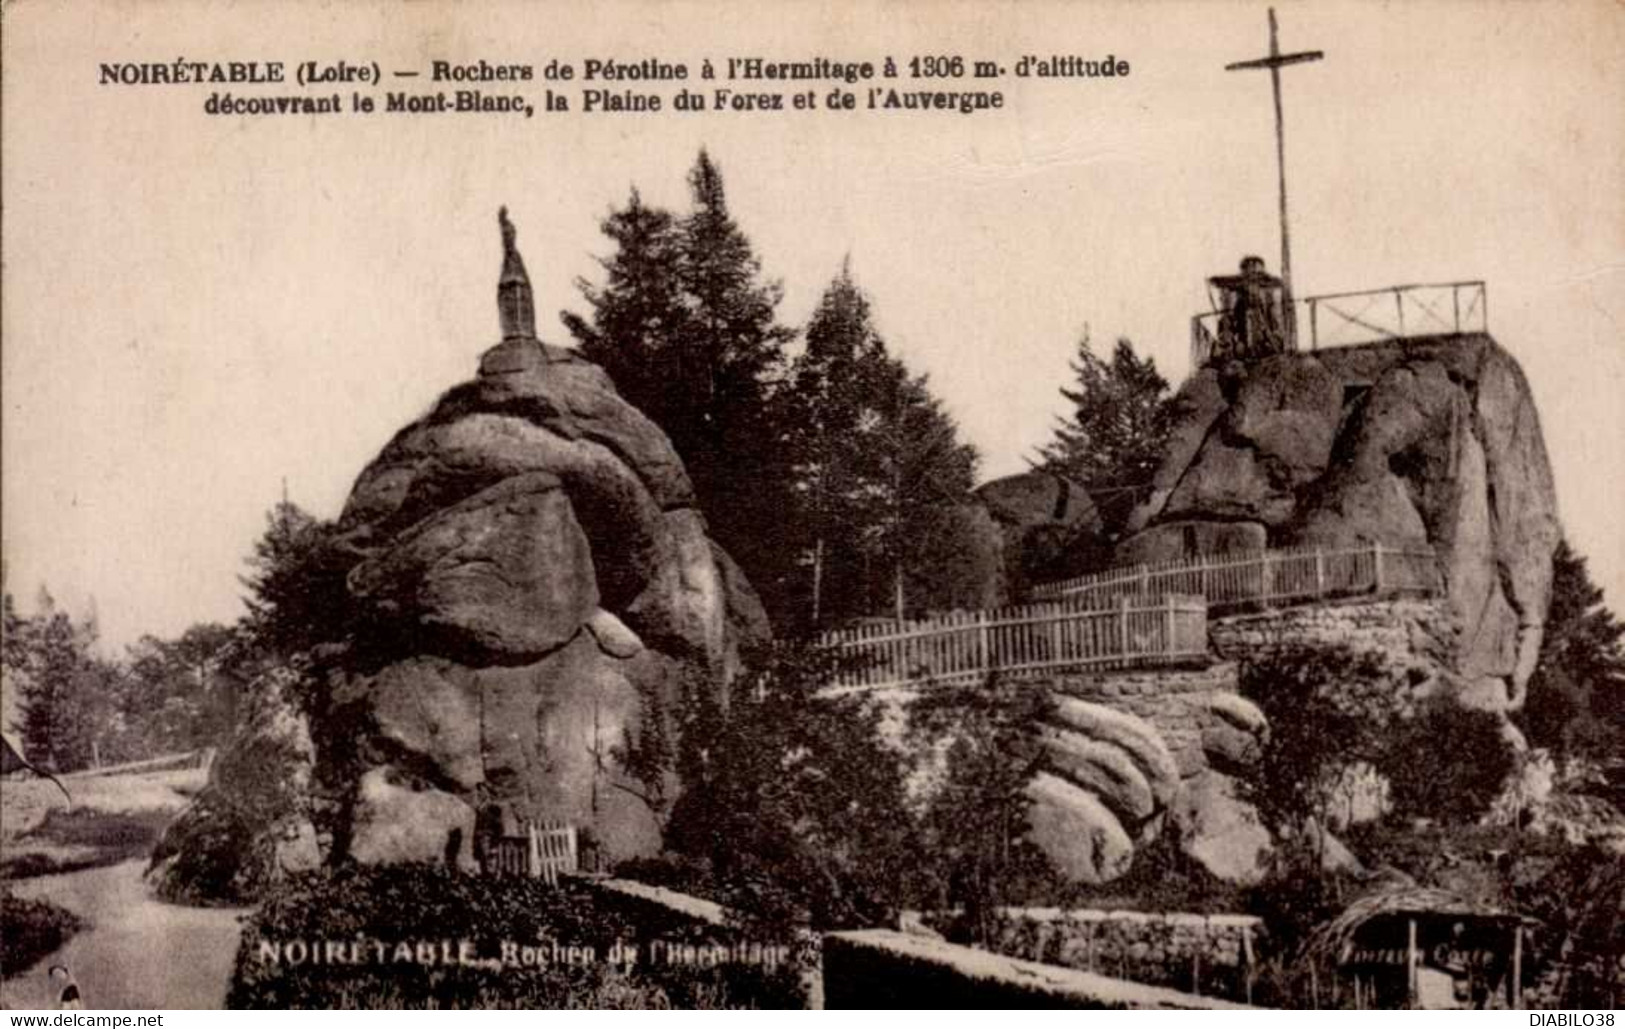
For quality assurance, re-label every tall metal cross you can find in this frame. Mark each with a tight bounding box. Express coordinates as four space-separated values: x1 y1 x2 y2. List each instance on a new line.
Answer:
1226 7 1322 348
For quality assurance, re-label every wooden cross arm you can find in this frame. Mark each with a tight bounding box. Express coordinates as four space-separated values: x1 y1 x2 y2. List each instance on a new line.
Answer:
1226 50 1324 71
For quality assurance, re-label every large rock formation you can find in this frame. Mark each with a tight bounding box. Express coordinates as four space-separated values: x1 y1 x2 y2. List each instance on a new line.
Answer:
318 211 768 868
974 470 1102 600
1117 335 1560 712
1020 672 1273 885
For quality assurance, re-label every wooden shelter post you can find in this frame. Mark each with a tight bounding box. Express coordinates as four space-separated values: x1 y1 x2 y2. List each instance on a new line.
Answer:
1511 925 1523 1008
1407 918 1419 1008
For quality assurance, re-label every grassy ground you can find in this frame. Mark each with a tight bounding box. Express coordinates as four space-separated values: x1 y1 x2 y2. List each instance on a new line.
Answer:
1 807 178 880
229 865 808 1009
1 768 201 881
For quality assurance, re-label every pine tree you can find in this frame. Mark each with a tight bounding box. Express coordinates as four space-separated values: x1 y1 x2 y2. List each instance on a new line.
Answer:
11 589 104 772
563 150 797 625
560 188 684 416
786 262 891 628
1524 540 1625 758
784 265 988 626
239 500 351 659
1040 330 1174 533
864 359 983 621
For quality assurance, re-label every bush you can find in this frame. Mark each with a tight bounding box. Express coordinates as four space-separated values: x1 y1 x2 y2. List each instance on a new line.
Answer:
907 674 1060 940
0 889 85 977
1238 645 1406 839
148 666 311 904
227 864 805 1009
1383 698 1517 825
663 642 921 933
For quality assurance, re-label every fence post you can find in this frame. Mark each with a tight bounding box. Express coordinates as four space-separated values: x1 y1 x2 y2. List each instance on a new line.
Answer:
1309 299 1318 349
977 609 990 674
1260 550 1273 603
1165 594 1176 658
1395 288 1405 336
1139 565 1151 596
1119 595 1132 656
1314 546 1325 597
1373 540 1385 593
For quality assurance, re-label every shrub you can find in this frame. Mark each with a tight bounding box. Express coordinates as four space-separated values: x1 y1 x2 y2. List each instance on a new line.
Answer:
227 864 804 1009
1238 645 1406 841
907 674 1059 941
0 889 85 977
1382 698 1517 825
148 726 307 904
663 642 921 933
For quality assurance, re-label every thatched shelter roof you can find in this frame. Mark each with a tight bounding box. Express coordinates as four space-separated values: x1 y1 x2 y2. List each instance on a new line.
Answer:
1304 880 1537 968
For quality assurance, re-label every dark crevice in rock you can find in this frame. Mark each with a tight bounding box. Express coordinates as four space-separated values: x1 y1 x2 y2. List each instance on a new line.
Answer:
365 733 473 799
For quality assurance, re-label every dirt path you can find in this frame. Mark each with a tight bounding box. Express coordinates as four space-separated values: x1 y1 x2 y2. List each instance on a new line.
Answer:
1 860 246 1010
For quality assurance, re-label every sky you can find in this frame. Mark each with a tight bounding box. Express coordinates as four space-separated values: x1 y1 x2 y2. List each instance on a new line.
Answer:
2 0 1621 653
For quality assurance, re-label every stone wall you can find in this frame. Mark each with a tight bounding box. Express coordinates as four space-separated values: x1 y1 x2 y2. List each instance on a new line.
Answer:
1044 664 1240 779
982 908 1262 1001
1208 597 1454 690
822 929 1250 1009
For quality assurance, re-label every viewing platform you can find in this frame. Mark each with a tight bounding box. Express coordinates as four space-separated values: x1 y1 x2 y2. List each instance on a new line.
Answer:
1190 275 1487 369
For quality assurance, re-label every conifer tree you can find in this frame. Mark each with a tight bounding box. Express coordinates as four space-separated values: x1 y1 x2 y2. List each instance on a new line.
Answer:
1040 330 1174 533
1524 540 1625 758
785 262 890 628
559 189 684 420
564 150 797 624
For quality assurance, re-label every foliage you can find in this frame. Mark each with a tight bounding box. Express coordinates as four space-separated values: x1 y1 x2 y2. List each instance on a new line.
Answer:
0 888 85 979
906 674 1056 943
1382 697 1517 825
1523 539 1625 760
860 360 984 621
2 498 332 774
228 864 804 1009
2 807 177 880
781 262 893 629
662 642 920 932
122 623 239 755
1237 645 1407 844
5 589 124 772
783 264 987 628
563 151 797 625
1516 843 1624 1008
239 499 354 660
148 664 312 905
1039 331 1175 534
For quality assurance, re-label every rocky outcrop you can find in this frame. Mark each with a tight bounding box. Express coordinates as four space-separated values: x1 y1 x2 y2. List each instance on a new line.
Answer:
149 662 321 902
1118 335 1560 712
310 212 767 870
975 471 1102 600
1022 682 1272 885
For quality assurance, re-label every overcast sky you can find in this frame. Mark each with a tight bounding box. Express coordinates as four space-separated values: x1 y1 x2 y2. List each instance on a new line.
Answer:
3 0 1621 652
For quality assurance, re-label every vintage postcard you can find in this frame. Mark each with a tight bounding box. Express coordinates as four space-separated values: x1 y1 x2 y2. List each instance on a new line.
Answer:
2 0 1621 1013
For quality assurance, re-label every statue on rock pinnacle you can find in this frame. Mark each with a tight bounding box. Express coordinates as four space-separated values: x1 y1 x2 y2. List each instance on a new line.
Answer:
497 206 536 342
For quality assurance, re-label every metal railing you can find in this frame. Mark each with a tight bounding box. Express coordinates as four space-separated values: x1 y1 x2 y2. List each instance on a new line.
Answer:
1302 281 1486 350
818 595 1208 692
1191 281 1487 367
1031 541 1441 612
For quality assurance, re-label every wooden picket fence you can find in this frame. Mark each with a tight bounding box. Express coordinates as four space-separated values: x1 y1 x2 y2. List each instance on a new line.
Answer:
1030 541 1441 612
485 822 579 886
819 594 1208 692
